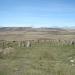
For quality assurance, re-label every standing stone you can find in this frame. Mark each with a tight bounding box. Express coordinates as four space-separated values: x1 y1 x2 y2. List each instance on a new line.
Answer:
71 41 75 45
26 41 31 48
18 41 21 47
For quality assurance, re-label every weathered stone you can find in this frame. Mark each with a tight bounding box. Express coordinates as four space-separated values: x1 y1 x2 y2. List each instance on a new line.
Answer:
26 41 31 48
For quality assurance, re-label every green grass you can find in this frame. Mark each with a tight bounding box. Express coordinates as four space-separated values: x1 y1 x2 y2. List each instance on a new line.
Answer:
0 42 75 75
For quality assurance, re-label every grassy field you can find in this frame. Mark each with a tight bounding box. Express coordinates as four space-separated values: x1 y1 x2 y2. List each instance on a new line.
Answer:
0 41 75 75
0 27 75 75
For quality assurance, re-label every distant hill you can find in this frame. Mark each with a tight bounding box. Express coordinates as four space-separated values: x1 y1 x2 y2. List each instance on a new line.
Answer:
0 27 75 41
0 27 67 32
0 27 33 31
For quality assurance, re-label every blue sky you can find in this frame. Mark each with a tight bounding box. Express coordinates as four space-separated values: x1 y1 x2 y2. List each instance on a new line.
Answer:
0 0 75 27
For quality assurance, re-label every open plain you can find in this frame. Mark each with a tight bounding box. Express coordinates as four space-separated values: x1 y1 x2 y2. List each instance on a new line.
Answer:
0 27 75 75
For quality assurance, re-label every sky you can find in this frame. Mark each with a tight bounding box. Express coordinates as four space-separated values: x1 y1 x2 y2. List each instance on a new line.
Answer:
0 0 75 28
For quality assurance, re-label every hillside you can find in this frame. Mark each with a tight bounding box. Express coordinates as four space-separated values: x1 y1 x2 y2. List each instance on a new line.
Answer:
0 27 75 41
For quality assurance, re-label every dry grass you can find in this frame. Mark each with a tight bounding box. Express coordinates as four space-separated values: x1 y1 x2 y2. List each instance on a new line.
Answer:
0 27 75 75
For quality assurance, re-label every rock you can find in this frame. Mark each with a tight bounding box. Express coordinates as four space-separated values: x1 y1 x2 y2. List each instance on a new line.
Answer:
26 41 31 48
70 60 74 63
3 47 14 55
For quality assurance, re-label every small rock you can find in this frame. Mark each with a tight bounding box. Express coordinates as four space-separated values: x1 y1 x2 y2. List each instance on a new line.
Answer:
70 60 74 63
